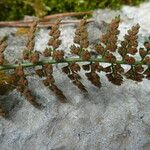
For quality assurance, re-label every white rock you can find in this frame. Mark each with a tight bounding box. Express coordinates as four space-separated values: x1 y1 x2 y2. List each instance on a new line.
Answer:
0 2 150 150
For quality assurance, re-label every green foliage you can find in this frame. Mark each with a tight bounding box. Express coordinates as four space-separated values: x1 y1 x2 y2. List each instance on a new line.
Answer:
0 0 33 21
0 0 147 21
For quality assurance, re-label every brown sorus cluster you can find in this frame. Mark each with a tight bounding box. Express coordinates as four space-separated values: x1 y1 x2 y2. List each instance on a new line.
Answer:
0 36 7 65
29 51 40 63
26 21 37 51
70 44 81 56
141 41 150 65
101 17 120 52
48 19 61 50
46 19 65 62
36 63 67 102
74 19 89 48
52 50 64 61
71 18 91 60
143 56 150 65
15 65 42 108
42 64 54 86
43 48 51 57
104 51 117 63
95 44 105 55
103 20 119 62
23 21 40 63
124 55 136 64
85 62 103 88
81 50 91 61
118 24 140 64
62 63 87 92
124 37 150 81
105 64 124 85
125 65 144 81
95 17 120 63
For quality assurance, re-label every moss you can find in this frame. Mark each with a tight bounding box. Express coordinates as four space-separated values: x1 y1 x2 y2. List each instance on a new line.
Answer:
0 0 147 21
0 0 33 21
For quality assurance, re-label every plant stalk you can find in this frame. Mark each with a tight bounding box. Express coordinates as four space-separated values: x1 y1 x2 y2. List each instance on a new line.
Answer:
0 58 146 71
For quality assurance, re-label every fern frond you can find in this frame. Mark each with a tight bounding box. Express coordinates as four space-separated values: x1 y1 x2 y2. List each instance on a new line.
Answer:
0 17 150 116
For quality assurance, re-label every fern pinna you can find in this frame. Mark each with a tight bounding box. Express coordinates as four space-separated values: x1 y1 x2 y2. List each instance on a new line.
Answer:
0 16 150 117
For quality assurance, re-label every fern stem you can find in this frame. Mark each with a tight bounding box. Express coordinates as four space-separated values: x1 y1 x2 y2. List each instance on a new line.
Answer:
0 58 146 71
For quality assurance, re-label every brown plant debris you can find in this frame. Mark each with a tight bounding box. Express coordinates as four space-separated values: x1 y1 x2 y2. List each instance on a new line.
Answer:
0 17 150 116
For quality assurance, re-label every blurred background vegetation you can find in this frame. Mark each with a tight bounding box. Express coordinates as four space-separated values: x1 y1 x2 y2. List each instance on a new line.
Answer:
0 0 147 21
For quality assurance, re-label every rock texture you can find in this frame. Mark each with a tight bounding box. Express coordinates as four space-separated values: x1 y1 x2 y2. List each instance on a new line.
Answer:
0 2 150 150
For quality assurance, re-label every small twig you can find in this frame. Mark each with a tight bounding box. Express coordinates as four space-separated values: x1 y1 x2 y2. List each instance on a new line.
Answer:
0 19 94 28
0 11 93 28
41 11 93 21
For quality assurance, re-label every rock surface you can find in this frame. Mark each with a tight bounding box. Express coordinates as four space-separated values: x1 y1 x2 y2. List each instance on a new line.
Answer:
0 2 150 150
